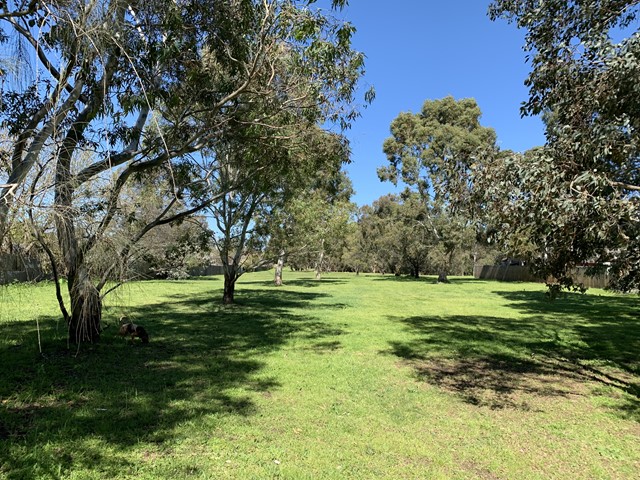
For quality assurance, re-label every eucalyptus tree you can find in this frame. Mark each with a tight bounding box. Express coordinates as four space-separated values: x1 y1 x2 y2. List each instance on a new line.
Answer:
341 205 381 275
394 193 433 278
0 0 368 343
487 0 640 290
259 166 355 284
357 196 402 275
379 96 497 282
204 121 349 303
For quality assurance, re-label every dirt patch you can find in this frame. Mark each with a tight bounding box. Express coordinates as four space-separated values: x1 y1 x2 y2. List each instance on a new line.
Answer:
460 460 503 480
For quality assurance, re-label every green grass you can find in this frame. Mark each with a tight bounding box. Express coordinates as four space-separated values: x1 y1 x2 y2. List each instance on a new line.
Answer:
1 272 639 479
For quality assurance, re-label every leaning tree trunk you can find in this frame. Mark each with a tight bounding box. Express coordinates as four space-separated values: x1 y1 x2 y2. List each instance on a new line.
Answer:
274 250 285 286
438 247 457 283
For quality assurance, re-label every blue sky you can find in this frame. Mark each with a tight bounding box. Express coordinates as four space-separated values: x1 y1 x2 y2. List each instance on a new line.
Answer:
329 1 547 206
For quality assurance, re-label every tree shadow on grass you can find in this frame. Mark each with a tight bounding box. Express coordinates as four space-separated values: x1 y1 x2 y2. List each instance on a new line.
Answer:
371 275 437 283
494 290 639 375
0 286 342 479
238 278 348 288
371 275 486 285
385 309 640 417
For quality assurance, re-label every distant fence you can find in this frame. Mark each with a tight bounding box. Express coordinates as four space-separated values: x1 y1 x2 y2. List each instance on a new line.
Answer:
187 265 225 276
473 265 539 283
567 267 611 289
0 253 45 285
473 264 610 289
2 252 271 285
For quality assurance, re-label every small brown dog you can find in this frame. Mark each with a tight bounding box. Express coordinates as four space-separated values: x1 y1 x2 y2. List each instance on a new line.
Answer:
118 321 149 343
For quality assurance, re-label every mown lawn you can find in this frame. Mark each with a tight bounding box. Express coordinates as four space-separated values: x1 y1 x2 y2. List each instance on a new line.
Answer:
0 271 638 479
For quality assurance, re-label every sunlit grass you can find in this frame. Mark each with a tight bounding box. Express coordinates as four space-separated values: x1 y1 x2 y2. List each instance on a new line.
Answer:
1 271 638 479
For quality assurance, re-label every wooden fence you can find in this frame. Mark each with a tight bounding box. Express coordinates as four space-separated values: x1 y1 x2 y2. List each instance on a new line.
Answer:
473 265 539 283
1 254 269 285
187 265 225 276
0 253 45 285
473 264 610 289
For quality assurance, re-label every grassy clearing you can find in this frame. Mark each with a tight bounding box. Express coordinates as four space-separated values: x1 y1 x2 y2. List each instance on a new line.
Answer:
0 271 638 479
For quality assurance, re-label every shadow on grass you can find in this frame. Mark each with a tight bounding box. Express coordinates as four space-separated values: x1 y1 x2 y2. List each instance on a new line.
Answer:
239 278 348 288
494 290 640 375
386 304 640 416
371 275 487 285
0 286 342 479
371 275 436 283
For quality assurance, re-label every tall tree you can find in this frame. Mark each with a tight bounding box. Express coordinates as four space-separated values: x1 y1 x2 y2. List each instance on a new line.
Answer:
260 167 355 283
0 0 368 343
202 95 352 302
379 96 497 282
487 1 640 290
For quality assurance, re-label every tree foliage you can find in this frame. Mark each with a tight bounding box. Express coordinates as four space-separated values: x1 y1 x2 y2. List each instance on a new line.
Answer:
342 193 479 277
259 168 355 282
0 0 368 342
487 0 640 290
204 124 350 302
379 96 497 280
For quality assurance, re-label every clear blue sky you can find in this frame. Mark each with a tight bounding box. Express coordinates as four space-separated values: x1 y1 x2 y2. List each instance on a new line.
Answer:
328 1 547 206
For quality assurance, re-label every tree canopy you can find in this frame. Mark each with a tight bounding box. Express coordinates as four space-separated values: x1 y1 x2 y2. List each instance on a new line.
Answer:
487 0 640 290
0 0 369 342
379 96 497 281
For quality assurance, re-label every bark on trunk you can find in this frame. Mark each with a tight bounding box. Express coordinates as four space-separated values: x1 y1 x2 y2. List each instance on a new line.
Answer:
314 240 325 280
314 251 324 280
274 250 285 286
437 247 455 283
56 141 103 343
412 265 420 278
0 202 8 246
223 272 236 304
68 278 102 343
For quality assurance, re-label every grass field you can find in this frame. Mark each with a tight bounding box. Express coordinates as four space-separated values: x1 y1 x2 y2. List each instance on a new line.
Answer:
0 271 638 479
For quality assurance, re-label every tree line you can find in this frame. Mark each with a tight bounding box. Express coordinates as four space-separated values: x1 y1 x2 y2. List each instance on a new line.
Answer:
1 0 638 346
0 0 371 343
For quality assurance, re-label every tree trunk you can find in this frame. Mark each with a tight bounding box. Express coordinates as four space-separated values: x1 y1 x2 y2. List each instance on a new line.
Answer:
314 239 324 280
274 250 285 286
314 251 324 280
437 272 450 283
55 138 104 343
0 202 9 247
472 245 478 277
437 247 455 283
223 271 236 304
412 264 420 278
68 275 102 343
